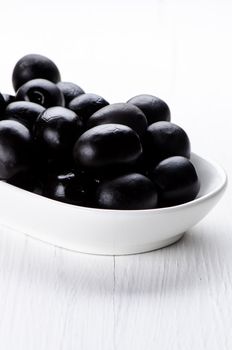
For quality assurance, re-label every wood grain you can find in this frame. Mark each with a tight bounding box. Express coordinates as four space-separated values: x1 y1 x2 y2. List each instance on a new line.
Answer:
114 204 232 350
0 227 114 350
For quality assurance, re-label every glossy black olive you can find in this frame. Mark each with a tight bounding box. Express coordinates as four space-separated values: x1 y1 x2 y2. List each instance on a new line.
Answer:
34 106 83 161
68 93 109 123
150 156 200 207
127 94 171 125
96 173 158 209
57 82 85 106
145 121 191 165
2 94 15 106
16 79 65 108
4 101 45 130
87 102 148 137
7 171 43 195
73 124 142 172
12 54 61 91
44 172 87 206
0 120 32 180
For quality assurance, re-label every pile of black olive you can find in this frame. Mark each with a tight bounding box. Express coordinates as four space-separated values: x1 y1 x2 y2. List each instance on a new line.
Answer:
0 54 200 210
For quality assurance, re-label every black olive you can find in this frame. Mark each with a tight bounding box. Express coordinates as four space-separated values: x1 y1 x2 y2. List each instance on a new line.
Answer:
34 106 83 162
15 79 65 108
43 172 87 206
73 124 142 172
150 156 200 207
2 94 15 106
68 93 109 123
57 82 85 106
96 173 158 209
145 121 190 165
4 101 45 131
87 102 148 137
12 54 61 91
127 94 170 125
0 120 32 180
7 171 43 195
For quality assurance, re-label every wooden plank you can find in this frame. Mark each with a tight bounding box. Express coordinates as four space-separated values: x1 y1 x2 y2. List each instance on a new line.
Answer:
114 203 232 350
0 227 114 350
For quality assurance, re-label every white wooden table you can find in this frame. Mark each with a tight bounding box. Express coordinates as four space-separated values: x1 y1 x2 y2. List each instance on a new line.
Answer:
0 0 232 349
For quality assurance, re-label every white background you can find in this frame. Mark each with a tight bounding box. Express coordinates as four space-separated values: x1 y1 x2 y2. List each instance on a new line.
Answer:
0 0 232 349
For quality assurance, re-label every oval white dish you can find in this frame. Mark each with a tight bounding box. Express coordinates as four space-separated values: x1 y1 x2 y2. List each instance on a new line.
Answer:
0 153 227 255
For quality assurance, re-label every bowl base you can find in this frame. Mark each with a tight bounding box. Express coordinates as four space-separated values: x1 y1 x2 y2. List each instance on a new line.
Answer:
58 232 186 256
146 232 185 253
26 230 185 256
106 232 186 256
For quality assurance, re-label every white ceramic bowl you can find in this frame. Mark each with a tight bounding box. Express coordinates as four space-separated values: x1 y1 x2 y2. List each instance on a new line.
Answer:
0 153 227 255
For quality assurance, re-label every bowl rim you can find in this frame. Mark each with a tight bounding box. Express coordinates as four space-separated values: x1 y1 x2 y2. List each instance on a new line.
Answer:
1 152 227 215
